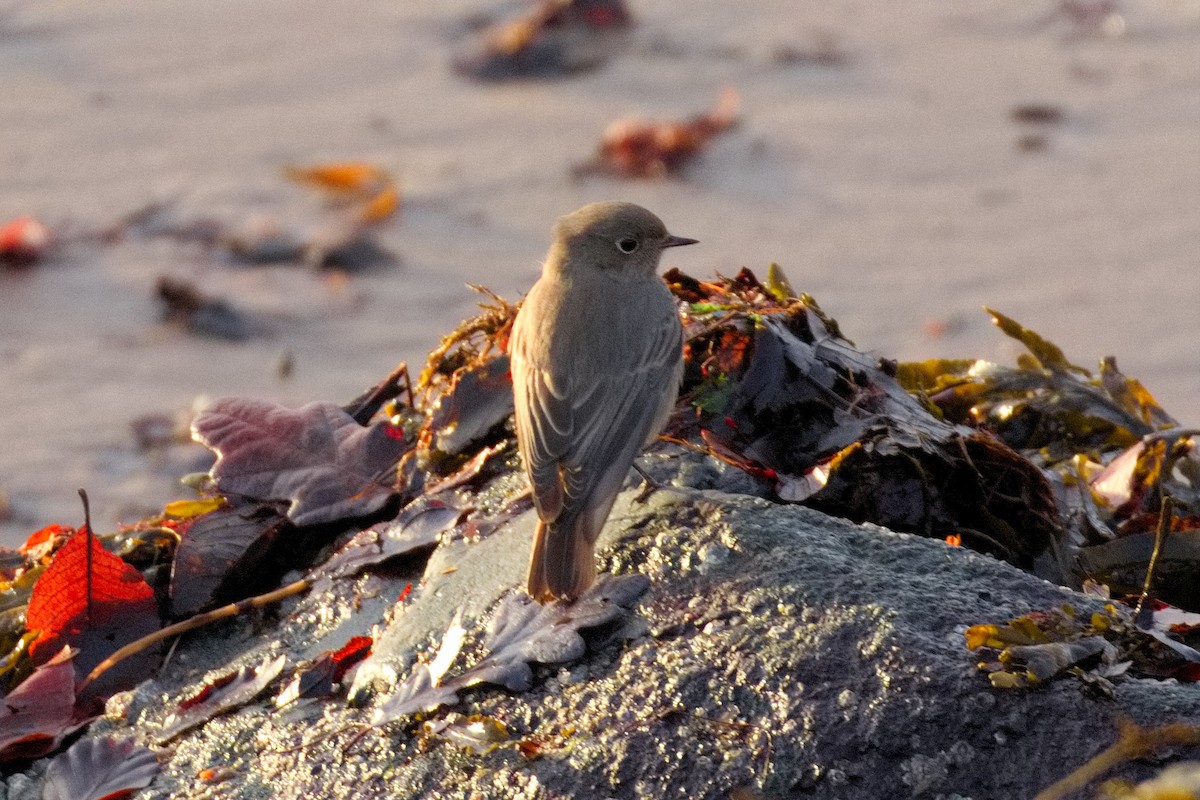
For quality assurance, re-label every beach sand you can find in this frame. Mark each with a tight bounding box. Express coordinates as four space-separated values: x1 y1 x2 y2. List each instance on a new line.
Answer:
2 0 1198 546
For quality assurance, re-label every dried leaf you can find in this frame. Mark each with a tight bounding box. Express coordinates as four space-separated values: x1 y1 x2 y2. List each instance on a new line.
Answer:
452 0 632 81
192 397 408 527
991 637 1115 687
1091 440 1147 509
422 442 509 496
162 498 225 520
453 573 649 693
156 276 260 341
276 634 374 707
0 648 93 764
20 524 72 559
425 356 514 457
424 713 511 754
763 262 796 302
282 162 399 224
697 308 1058 568
169 506 289 617
330 636 374 683
1099 356 1176 429
372 612 467 724
581 87 739 178
284 163 386 194
317 499 466 580
0 215 51 266
42 735 160 800
158 654 286 742
985 307 1089 377
275 655 335 708
374 574 648 725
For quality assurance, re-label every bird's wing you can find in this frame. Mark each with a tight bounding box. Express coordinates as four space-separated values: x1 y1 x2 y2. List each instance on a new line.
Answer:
511 354 573 522
556 313 682 526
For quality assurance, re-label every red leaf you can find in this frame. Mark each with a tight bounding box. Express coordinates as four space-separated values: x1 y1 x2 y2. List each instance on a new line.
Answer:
276 634 374 707
0 215 51 265
177 671 239 712
0 648 95 764
331 636 373 684
20 524 73 557
26 529 161 691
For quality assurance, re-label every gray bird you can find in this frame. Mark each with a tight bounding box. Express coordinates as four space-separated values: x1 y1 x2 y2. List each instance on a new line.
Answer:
510 201 697 602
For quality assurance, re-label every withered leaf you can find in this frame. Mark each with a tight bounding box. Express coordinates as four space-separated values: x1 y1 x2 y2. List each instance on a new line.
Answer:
42 735 160 800
990 637 1116 688
426 356 514 457
0 215 51 266
158 654 286 743
581 88 739 179
453 573 649 693
192 397 407 526
0 648 94 764
690 306 1057 568
169 506 289 618
986 307 1090 377
423 713 511 754
317 498 467 581
452 0 632 81
372 612 467 724
373 574 649 725
276 636 372 707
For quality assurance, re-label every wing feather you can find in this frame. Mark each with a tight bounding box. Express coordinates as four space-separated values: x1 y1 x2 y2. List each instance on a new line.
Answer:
512 278 682 539
557 312 682 519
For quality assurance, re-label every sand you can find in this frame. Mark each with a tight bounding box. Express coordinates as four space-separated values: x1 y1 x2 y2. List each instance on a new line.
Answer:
1 0 1198 546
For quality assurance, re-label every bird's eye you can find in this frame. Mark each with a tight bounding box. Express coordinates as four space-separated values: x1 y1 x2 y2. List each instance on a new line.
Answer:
616 237 639 254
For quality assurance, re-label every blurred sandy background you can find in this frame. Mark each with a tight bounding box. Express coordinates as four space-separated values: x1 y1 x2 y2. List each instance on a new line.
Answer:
1 0 1198 546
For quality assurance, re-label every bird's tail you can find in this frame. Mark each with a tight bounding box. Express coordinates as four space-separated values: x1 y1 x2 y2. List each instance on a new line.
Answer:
526 513 597 603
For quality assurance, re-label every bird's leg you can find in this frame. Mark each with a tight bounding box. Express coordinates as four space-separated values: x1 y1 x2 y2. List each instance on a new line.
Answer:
631 460 708 505
631 462 663 504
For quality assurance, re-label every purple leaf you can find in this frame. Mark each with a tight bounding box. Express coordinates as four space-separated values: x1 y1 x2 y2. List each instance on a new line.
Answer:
317 499 467 581
0 648 94 764
158 654 286 742
372 613 466 724
169 506 288 617
454 573 649 693
191 397 407 526
42 735 160 800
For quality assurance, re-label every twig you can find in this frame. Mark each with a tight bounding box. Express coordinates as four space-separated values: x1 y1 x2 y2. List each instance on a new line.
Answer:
79 489 93 626
1134 495 1174 624
347 361 411 425
1035 718 1200 800
79 576 314 693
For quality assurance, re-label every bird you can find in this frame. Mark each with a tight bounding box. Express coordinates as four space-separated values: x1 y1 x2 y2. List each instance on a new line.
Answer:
509 201 697 602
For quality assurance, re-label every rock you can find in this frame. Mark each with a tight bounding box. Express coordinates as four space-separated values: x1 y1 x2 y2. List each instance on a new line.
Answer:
15 464 1200 799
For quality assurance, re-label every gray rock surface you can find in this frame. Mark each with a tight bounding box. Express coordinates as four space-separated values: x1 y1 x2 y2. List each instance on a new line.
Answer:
10 458 1200 800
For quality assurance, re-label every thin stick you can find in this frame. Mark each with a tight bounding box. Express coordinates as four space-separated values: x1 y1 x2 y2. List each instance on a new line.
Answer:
1035 719 1200 800
80 576 314 692
347 361 411 425
1134 495 1174 623
79 489 94 626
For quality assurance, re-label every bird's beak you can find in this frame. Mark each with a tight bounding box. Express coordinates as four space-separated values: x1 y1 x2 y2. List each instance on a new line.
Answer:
662 235 699 249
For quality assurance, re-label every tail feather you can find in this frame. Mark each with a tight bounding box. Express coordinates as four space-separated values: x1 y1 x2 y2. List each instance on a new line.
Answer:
526 514 597 602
